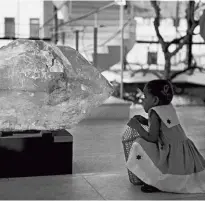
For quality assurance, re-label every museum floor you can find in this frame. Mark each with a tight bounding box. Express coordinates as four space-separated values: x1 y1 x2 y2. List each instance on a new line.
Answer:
0 106 205 200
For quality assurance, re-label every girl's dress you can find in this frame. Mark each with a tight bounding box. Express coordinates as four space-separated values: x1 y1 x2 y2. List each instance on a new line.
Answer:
126 104 205 193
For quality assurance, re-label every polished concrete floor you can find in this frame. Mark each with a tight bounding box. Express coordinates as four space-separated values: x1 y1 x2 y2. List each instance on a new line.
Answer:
0 106 205 200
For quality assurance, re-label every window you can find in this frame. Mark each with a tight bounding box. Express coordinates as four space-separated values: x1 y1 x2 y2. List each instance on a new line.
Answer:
30 18 40 38
5 17 15 38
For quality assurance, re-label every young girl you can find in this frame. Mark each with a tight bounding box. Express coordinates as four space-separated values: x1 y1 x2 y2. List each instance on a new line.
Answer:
126 79 205 193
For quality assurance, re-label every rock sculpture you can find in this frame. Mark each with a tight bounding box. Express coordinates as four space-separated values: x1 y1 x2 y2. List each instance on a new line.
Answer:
0 39 113 131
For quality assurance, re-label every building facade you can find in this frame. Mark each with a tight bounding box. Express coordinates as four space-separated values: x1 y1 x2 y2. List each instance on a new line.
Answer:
0 0 53 47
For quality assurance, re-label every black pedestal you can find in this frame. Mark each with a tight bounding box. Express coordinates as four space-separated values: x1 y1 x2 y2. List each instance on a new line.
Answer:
0 129 73 178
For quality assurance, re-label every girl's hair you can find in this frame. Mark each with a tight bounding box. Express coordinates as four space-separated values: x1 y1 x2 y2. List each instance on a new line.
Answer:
145 79 174 105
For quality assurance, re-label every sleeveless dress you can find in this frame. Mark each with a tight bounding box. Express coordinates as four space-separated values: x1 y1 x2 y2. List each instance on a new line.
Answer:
126 104 205 193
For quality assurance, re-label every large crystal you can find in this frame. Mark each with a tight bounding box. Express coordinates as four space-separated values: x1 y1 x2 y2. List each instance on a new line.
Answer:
0 39 113 131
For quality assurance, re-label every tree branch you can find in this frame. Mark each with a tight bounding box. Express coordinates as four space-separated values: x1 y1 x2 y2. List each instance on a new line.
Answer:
150 1 168 53
167 35 185 47
190 1 196 25
170 21 198 57
170 1 199 57
195 1 201 12
170 65 205 80
130 69 163 79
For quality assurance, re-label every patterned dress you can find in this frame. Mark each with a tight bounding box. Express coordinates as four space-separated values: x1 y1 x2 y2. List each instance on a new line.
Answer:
126 104 205 193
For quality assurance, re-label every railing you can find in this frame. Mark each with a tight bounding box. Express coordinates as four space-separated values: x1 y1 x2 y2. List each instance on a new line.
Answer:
48 1 117 34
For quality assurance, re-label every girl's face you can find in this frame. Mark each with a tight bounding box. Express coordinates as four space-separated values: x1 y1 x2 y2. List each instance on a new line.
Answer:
142 86 158 113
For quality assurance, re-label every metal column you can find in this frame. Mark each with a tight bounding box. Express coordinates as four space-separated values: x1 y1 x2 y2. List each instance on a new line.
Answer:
120 4 124 99
53 5 58 44
75 30 79 51
93 13 98 67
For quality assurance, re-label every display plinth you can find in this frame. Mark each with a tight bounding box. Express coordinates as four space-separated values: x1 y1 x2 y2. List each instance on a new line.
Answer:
0 129 73 178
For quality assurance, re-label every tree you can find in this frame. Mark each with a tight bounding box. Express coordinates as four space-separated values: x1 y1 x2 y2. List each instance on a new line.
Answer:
150 1 204 80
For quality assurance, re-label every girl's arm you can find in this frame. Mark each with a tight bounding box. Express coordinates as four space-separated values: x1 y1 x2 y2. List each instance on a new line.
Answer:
133 110 160 143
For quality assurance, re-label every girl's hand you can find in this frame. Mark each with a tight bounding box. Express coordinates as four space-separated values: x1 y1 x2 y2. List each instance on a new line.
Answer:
133 115 148 126
127 117 141 130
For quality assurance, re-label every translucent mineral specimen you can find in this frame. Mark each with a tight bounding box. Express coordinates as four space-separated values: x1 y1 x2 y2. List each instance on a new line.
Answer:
0 39 113 131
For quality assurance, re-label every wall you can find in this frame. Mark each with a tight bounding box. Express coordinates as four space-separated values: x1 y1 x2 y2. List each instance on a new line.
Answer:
0 0 44 47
